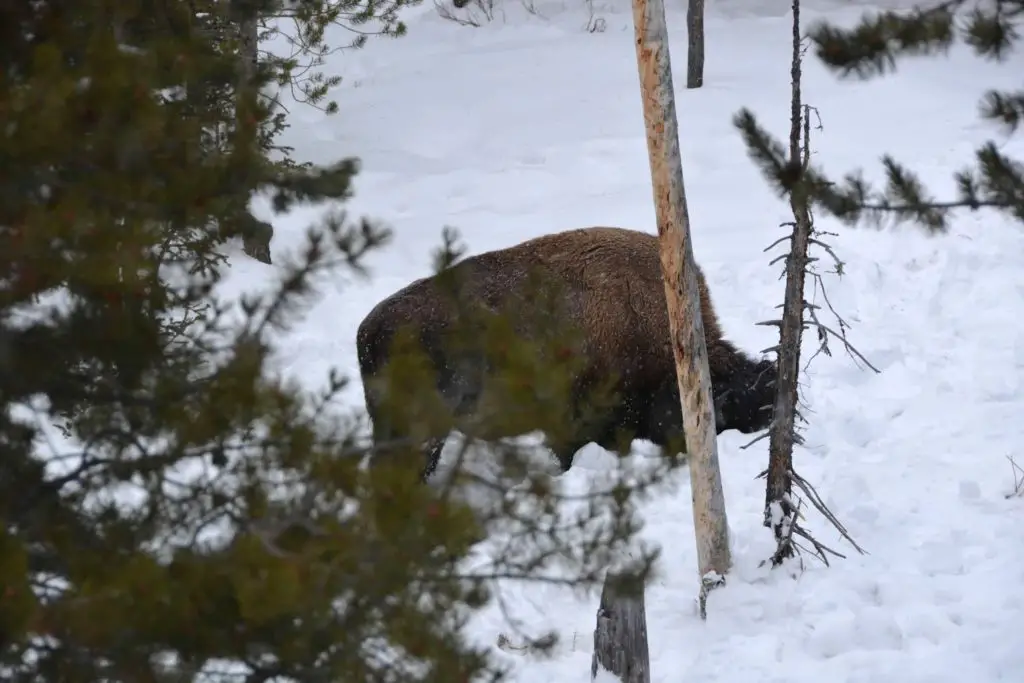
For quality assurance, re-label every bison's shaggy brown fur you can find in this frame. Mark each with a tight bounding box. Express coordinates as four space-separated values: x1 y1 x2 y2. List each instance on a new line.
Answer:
356 226 776 480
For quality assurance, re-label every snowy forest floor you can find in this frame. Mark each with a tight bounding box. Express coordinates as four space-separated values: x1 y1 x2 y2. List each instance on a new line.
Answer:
224 0 1024 680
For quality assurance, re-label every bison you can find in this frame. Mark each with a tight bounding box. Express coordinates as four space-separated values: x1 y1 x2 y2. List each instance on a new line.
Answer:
356 226 776 480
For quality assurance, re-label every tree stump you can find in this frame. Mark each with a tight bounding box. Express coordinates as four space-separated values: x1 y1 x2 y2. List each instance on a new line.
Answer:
591 573 650 683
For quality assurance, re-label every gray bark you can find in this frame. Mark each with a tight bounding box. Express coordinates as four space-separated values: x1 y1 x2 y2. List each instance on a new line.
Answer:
233 2 273 264
591 574 650 683
630 0 731 585
686 0 705 88
237 11 259 91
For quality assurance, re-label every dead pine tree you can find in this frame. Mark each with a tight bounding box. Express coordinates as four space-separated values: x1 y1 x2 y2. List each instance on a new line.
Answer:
686 0 705 88
632 0 729 613
740 0 872 568
761 0 812 568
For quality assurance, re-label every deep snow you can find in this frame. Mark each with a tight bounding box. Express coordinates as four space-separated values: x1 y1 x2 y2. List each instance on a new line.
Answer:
234 0 1024 680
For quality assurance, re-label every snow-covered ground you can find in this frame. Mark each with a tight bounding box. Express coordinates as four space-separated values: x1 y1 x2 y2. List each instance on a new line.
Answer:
236 1 1024 680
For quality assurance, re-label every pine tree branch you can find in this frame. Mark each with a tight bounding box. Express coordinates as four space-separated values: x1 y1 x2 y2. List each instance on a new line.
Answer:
735 107 1024 231
980 88 1024 133
808 0 965 78
733 1 1024 233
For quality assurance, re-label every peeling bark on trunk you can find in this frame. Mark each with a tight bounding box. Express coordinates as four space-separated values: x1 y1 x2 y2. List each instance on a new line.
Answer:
631 0 731 585
686 0 704 89
765 0 809 563
591 574 650 683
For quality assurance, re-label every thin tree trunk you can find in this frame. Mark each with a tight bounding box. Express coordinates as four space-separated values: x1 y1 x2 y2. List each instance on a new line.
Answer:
232 2 273 264
630 0 731 591
591 573 650 683
235 8 259 140
765 0 809 564
686 0 704 88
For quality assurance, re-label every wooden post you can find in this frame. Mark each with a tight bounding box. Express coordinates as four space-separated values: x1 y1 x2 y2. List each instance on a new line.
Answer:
591 574 650 683
630 0 731 598
686 0 705 88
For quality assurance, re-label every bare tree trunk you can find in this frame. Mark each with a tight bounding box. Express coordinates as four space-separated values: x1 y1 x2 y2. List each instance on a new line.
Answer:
235 8 259 149
630 0 731 609
765 0 809 564
686 0 704 89
591 574 650 683
232 1 273 264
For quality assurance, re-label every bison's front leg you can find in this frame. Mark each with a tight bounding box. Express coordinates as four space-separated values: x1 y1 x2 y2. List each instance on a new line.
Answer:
367 409 451 483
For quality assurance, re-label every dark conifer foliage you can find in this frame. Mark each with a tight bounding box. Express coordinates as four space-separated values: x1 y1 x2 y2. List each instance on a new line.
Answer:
0 3 668 681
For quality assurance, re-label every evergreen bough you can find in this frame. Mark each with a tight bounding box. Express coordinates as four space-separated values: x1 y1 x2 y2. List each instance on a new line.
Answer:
736 0 1024 232
0 2 673 681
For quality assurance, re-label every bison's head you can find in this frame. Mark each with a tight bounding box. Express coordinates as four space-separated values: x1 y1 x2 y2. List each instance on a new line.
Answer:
712 357 776 434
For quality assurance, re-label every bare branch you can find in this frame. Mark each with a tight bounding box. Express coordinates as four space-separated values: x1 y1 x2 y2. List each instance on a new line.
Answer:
739 431 770 450
763 234 792 252
803 300 881 373
808 237 844 274
790 468 867 556
1007 455 1024 499
791 525 845 565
